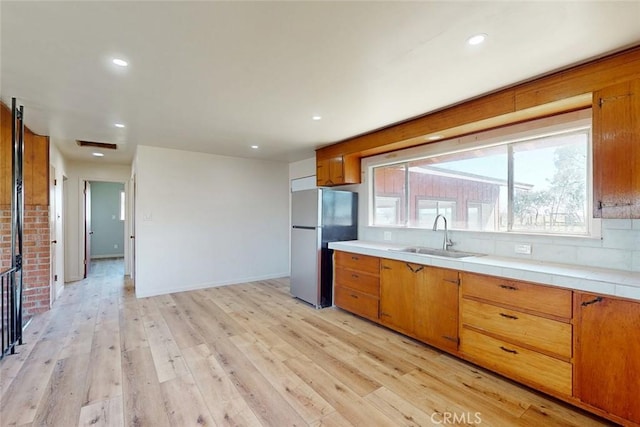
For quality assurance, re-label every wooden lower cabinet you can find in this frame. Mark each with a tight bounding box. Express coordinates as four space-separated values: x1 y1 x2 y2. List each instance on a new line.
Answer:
380 259 459 352
459 272 573 397
460 327 572 396
379 259 418 334
414 266 459 352
334 286 379 321
574 293 640 425
333 251 640 426
333 252 380 322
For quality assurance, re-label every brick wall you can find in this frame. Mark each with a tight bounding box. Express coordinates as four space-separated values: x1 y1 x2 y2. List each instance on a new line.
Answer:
0 205 50 316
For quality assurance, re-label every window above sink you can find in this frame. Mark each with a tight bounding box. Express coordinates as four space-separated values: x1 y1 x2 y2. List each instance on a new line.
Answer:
368 110 595 237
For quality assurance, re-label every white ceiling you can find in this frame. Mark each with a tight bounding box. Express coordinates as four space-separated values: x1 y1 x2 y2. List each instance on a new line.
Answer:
2 2 639 165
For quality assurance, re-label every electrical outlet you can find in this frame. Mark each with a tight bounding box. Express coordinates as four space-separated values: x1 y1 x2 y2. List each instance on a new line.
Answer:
383 231 392 241
114 244 118 249
515 244 532 255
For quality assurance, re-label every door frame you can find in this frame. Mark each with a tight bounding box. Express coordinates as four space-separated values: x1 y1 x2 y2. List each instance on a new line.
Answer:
49 165 59 304
80 178 130 278
83 181 92 278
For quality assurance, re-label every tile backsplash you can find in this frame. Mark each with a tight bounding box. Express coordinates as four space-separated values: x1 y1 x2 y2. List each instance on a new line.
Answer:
359 219 640 272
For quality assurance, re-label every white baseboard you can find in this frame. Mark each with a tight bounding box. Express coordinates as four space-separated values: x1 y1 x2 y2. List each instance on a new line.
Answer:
135 272 289 298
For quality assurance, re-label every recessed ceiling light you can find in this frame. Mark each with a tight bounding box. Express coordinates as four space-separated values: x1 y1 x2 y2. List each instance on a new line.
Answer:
250 145 259 149
112 58 128 67
114 123 125 128
312 115 322 121
427 135 443 141
92 152 104 157
467 33 487 46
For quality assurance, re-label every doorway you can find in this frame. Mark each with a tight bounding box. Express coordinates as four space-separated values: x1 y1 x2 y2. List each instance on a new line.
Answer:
84 180 127 279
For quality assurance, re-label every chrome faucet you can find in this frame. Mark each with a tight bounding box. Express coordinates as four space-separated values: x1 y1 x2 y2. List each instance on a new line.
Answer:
432 214 453 251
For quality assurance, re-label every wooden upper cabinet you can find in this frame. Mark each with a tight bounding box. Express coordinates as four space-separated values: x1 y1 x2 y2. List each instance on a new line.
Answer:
414 267 459 352
316 155 360 187
0 103 49 206
593 79 640 218
574 293 640 424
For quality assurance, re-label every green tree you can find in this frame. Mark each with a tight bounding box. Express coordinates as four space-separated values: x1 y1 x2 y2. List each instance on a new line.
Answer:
513 142 587 230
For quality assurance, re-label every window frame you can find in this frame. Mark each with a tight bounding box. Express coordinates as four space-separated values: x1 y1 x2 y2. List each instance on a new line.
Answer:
120 190 126 221
366 110 596 238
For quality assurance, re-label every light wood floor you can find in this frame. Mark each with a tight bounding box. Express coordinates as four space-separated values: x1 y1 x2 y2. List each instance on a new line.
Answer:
1 259 613 426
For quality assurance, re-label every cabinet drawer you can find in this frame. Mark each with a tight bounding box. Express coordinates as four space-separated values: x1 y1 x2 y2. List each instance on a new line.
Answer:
461 299 572 359
335 267 379 296
335 251 380 275
335 286 379 321
460 272 572 318
460 327 572 396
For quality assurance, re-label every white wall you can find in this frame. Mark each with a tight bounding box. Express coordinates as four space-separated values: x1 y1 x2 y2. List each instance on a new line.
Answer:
134 145 289 298
289 157 316 181
64 161 132 281
49 141 67 300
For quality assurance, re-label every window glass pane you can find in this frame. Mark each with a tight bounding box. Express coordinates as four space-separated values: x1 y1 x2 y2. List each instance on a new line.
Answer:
407 146 507 230
415 199 457 228
373 164 406 226
512 132 588 234
416 199 438 227
369 113 591 236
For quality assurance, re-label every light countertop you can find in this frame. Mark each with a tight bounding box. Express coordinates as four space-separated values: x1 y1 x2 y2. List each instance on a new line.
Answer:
329 240 640 301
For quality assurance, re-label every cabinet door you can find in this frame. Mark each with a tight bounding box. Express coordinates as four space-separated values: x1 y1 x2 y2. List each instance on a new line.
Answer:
316 156 344 186
380 259 418 334
575 293 640 424
329 156 345 184
593 79 640 218
415 267 459 352
316 158 331 186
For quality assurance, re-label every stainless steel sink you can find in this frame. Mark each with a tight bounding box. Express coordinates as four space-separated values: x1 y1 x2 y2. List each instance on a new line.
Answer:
389 247 483 258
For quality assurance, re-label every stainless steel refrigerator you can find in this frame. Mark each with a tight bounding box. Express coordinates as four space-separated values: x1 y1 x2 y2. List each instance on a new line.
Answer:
291 188 358 308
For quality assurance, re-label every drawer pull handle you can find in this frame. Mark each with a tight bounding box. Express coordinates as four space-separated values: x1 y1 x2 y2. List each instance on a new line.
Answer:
351 274 359 279
499 285 518 291
350 294 359 299
442 335 459 343
581 296 603 307
382 266 392 270
500 346 518 354
351 256 359 261
499 313 518 320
